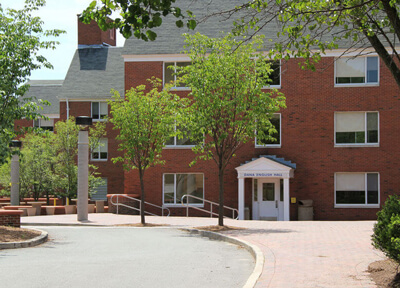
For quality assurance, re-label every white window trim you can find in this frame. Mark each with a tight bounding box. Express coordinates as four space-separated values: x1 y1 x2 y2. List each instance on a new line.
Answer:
33 118 54 131
91 138 108 161
162 173 204 207
334 111 379 147
334 56 380 87
91 102 108 122
334 172 380 208
255 113 282 148
163 61 191 91
164 124 197 149
262 59 282 89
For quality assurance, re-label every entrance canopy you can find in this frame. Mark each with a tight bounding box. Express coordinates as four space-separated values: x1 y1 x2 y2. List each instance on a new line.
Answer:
235 155 296 221
236 155 296 179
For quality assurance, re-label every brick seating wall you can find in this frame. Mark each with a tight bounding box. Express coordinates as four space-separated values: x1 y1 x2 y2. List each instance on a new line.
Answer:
0 210 23 228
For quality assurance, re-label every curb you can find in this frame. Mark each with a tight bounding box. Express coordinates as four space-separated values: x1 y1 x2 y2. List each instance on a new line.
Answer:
182 228 264 288
0 228 48 250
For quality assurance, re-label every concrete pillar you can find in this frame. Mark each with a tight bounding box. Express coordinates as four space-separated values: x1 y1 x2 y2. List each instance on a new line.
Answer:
10 154 20 206
238 177 245 220
284 178 290 221
77 130 89 221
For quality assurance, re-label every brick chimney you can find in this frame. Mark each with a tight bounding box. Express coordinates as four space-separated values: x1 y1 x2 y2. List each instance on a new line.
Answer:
77 16 116 47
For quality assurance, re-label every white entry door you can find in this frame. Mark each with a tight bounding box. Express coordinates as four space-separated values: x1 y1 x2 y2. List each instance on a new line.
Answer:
255 179 281 221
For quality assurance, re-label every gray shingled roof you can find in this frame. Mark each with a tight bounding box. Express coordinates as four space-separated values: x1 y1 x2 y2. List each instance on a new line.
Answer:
122 0 384 55
25 80 63 115
244 155 296 169
58 47 124 100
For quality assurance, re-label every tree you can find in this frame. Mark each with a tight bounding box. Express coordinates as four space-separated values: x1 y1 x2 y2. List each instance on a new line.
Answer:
182 33 286 226
372 195 400 262
228 0 400 88
19 131 55 201
0 0 64 163
80 0 196 41
109 79 182 224
83 0 400 89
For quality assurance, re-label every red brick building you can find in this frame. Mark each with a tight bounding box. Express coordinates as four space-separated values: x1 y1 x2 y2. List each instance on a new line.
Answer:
22 2 400 221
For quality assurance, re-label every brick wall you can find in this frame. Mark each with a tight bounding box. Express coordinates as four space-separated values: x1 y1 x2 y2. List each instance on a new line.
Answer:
123 57 400 220
0 211 22 228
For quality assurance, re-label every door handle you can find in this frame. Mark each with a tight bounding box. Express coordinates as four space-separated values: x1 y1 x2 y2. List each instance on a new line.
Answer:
275 200 278 208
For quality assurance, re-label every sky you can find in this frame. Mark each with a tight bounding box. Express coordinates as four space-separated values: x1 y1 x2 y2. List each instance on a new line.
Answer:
1 0 125 80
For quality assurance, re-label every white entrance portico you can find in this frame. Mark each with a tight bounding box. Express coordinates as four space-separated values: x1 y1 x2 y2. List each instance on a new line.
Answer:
235 155 296 221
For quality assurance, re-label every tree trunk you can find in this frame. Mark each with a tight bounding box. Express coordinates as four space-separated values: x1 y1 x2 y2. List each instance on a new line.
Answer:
139 168 146 225
218 168 224 227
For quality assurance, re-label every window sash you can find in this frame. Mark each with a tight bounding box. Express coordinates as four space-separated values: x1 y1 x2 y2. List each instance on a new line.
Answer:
336 56 378 84
163 174 204 205
164 62 191 88
92 139 108 160
165 125 196 147
92 102 108 120
335 112 378 144
335 173 379 205
256 114 281 146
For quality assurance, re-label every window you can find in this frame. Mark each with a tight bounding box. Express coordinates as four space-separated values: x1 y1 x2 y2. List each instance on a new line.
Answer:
91 178 108 201
165 125 196 147
261 60 281 87
335 112 378 145
91 102 108 120
335 56 378 85
34 119 54 132
164 62 191 88
163 174 204 205
335 173 379 207
256 114 281 147
91 138 108 160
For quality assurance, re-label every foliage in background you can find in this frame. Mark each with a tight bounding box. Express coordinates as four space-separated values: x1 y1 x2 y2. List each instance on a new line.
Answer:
182 33 286 226
109 79 184 224
0 118 105 202
0 0 64 163
80 0 195 41
373 195 400 263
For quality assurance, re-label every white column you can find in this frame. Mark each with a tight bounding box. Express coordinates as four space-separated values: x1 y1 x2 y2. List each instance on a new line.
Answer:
10 154 20 206
238 177 245 220
284 178 290 221
77 130 89 221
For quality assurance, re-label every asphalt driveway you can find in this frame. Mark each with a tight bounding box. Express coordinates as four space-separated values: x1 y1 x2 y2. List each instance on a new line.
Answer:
0 226 254 288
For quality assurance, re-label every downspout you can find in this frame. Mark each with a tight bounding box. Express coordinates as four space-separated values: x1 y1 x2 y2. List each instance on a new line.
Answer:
66 98 70 119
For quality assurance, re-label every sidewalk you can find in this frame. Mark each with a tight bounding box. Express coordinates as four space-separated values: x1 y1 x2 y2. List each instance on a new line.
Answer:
22 214 384 288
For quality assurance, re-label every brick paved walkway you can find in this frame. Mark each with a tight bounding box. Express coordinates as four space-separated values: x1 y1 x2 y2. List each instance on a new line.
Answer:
22 214 384 288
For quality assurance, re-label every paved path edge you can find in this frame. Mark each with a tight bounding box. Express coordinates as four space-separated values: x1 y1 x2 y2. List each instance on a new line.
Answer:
182 228 264 288
0 228 48 250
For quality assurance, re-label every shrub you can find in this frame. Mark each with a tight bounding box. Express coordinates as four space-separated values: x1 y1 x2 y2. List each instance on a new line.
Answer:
372 195 400 262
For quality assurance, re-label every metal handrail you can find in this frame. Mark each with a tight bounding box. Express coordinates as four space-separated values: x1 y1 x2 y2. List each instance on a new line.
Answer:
110 194 170 217
180 195 239 220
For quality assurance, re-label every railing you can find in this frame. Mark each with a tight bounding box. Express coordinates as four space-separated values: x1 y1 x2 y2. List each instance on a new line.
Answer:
110 194 170 217
180 195 239 220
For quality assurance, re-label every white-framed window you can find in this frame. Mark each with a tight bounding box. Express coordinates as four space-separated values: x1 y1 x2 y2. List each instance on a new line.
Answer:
91 102 108 121
335 56 379 85
165 125 196 148
335 172 379 208
164 62 191 89
34 118 54 132
91 138 108 161
261 60 281 87
163 173 204 206
255 114 281 147
335 112 378 146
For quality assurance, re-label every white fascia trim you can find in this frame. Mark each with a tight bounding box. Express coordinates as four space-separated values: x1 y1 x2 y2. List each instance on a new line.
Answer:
42 114 59 119
59 99 111 102
123 54 191 62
